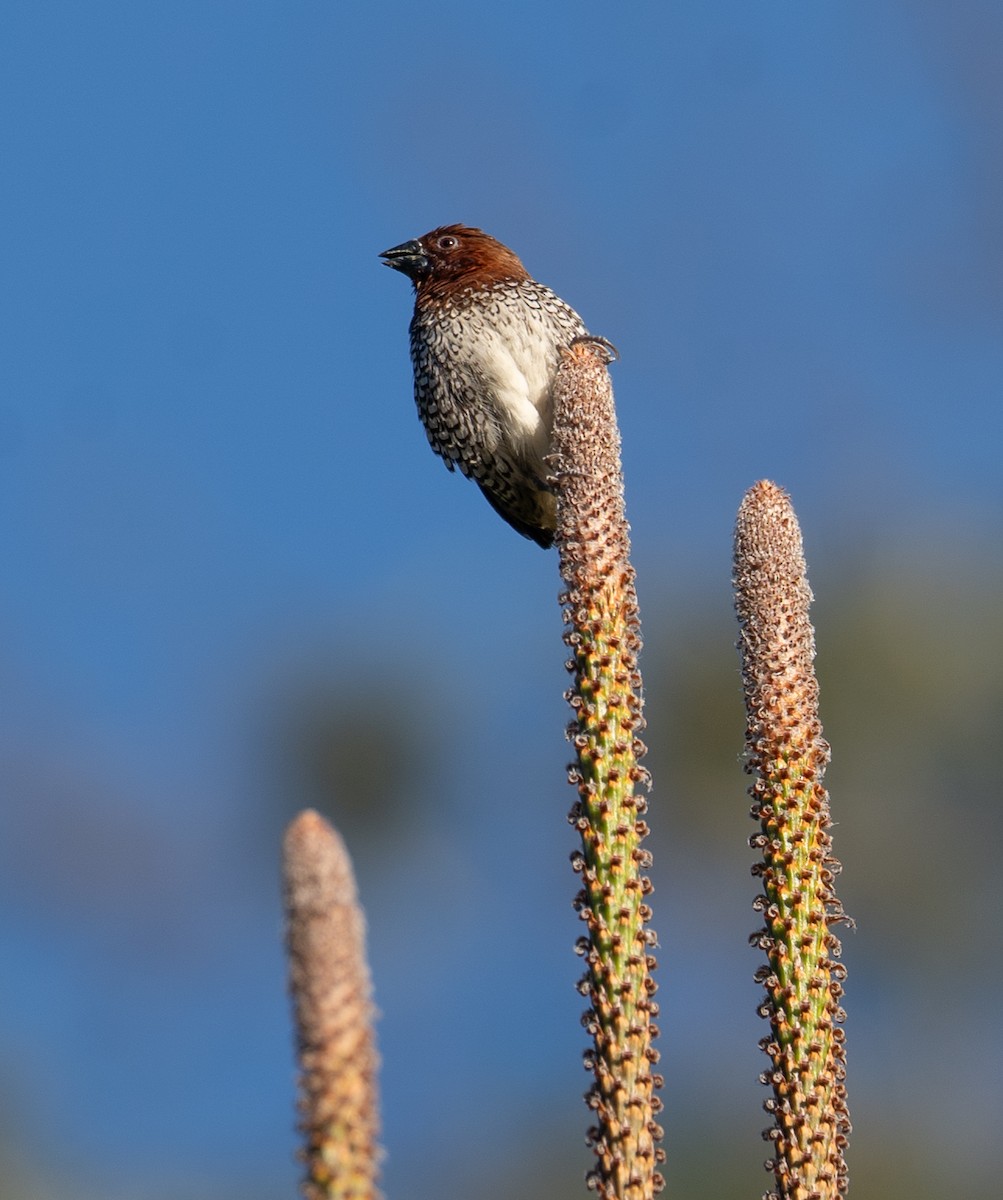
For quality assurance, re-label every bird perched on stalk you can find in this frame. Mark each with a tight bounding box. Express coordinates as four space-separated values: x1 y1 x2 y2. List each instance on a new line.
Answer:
380 224 590 548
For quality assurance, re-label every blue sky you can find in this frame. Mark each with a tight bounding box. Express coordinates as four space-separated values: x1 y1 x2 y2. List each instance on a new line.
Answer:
1 3 1001 1197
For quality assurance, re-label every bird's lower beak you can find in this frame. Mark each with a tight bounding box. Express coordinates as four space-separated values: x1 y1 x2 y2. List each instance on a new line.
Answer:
379 239 428 279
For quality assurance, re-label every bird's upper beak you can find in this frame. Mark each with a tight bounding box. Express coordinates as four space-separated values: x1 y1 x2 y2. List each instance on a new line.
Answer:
379 238 428 280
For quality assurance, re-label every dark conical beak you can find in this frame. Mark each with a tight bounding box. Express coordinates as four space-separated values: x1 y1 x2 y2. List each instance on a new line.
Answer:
379 238 428 280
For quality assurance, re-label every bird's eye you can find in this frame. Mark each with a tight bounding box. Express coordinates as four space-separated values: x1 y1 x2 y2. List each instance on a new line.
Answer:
437 236 459 250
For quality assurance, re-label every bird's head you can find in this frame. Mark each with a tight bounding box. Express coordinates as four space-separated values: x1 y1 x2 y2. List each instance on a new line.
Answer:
380 225 530 296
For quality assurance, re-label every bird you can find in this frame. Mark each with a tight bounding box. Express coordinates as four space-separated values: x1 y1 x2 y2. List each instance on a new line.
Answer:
380 223 589 548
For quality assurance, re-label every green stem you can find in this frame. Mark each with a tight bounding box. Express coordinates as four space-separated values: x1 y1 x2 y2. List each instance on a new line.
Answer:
734 481 851 1200
552 339 664 1200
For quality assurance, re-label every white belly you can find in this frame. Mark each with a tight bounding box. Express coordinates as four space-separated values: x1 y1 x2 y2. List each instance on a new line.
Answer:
473 319 555 455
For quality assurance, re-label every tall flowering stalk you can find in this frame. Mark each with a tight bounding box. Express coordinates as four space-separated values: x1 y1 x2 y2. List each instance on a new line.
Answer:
283 809 381 1200
551 338 664 1198
733 481 851 1200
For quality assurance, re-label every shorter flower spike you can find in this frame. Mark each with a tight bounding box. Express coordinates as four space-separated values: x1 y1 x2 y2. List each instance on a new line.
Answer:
284 809 381 1200
551 338 664 1199
734 481 851 1200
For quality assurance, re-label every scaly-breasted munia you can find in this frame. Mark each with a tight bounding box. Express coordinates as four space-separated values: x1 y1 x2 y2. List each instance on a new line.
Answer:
380 224 589 548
